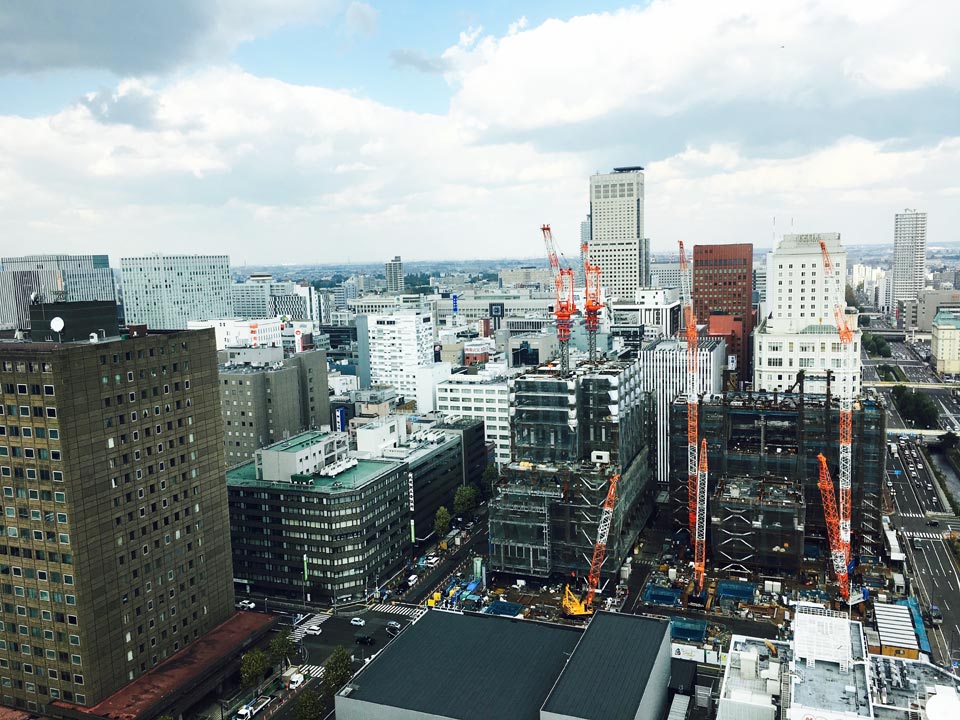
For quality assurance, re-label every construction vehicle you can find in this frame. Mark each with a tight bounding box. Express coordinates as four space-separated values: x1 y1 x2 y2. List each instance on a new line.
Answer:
819 240 854 597
581 239 603 362
816 453 850 601
562 474 621 616
541 224 578 374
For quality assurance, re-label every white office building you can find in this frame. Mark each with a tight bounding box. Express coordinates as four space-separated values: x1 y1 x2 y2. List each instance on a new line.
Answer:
610 287 682 347
121 254 232 329
436 371 511 465
639 338 726 487
367 309 435 397
187 317 284 350
649 261 688 292
0 254 116 330
589 167 647 300
891 209 927 309
753 233 861 396
385 256 404 293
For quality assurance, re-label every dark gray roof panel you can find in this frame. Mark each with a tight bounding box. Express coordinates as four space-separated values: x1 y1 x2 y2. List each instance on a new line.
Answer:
542 612 670 720
345 610 582 720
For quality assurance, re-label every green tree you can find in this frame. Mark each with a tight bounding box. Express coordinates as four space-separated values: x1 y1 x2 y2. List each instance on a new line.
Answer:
294 688 326 720
454 485 478 516
434 506 451 539
240 648 269 693
860 315 871 327
481 464 499 499
878 341 892 358
269 630 296 670
941 431 959 450
319 645 353 705
845 284 861 310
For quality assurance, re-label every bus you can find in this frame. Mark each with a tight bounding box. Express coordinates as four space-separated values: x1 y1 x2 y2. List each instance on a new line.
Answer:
888 442 899 458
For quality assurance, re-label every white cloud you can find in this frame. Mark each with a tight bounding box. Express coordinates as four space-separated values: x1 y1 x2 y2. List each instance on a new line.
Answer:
344 2 379 37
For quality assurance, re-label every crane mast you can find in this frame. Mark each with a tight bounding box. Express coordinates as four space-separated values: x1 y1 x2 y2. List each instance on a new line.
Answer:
820 240 853 567
581 240 603 363
694 439 708 594
585 473 620 609
678 241 699 537
817 454 850 600
542 225 578 374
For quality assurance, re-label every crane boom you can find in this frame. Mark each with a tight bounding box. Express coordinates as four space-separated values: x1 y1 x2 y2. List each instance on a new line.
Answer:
584 473 620 608
820 240 853 568
817 453 850 600
694 439 708 594
581 240 603 362
678 241 699 537
542 225 578 374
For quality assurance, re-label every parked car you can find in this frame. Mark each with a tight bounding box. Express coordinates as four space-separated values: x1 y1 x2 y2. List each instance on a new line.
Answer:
238 600 256 610
355 634 375 645
350 617 366 627
387 620 402 630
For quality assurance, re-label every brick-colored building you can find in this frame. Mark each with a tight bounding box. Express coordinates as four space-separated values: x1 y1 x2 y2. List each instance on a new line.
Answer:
693 244 754 379
0 327 234 713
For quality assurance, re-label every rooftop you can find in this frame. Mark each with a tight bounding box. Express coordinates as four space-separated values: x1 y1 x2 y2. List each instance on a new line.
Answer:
227 457 402 491
340 610 581 720
542 612 669 719
262 430 335 454
55 611 275 720
874 603 919 651
933 310 960 329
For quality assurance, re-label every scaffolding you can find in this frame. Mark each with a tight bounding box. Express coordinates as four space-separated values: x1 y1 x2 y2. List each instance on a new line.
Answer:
670 391 885 565
490 359 654 580
711 474 806 574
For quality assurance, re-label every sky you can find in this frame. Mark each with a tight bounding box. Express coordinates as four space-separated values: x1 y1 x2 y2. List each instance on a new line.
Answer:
0 0 958 266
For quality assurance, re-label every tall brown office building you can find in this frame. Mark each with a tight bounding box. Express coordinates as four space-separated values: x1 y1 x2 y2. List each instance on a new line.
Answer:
692 244 754 379
0 327 234 712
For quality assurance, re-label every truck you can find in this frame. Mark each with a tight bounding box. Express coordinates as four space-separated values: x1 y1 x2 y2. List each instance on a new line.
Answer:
236 695 274 720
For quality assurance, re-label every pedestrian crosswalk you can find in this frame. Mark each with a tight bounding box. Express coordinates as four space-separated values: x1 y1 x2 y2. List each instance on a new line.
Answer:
290 613 331 640
906 531 945 540
368 603 427 620
898 512 925 518
298 664 325 679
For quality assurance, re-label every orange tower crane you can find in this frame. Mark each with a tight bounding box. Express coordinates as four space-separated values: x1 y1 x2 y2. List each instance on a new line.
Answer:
694 439 708 594
819 240 853 568
581 240 604 363
817 453 850 600
678 241 699 537
541 224 578 374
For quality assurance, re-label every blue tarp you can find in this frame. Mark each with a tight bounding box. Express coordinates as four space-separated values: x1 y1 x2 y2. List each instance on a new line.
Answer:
642 585 682 606
483 600 525 617
716 580 757 602
466 581 478 593
897 597 932 655
671 618 708 642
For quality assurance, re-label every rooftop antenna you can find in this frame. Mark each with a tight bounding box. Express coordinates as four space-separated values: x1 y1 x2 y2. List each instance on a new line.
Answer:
50 316 64 343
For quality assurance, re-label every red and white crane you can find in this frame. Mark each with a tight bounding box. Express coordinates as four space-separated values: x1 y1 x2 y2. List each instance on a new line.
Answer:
694 439 708 594
678 241 699 539
819 240 853 573
581 239 603 363
542 224 578 374
563 473 621 616
816 453 850 600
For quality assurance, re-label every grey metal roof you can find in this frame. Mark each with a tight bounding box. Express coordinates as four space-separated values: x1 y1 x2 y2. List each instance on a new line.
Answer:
341 610 582 720
542 612 670 720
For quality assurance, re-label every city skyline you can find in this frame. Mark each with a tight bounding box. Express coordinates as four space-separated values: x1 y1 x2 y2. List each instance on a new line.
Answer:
0 2 957 264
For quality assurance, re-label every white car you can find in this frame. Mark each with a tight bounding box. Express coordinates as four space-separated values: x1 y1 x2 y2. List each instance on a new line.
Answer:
350 617 365 627
238 600 256 610
304 624 322 635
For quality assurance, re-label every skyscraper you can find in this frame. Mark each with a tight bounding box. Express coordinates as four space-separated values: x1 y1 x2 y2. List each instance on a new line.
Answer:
0 327 234 710
891 209 927 311
693 243 754 375
0 255 115 331
589 167 647 300
385 256 404 294
365 309 434 397
120 254 232 330
753 233 861 397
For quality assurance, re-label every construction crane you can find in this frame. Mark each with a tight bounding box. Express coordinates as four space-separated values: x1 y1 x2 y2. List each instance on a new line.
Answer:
563 473 620 616
541 224 578 374
693 439 708 595
816 453 850 601
819 240 853 568
581 239 603 363
678 241 699 538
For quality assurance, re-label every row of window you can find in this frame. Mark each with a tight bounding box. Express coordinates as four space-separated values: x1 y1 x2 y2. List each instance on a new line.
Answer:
0 362 53 374
0 386 54 398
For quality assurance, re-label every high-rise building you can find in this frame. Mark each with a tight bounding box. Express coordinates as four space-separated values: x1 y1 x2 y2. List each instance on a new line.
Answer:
693 244 754 375
891 209 928 311
385 256 404 294
753 233 861 397
436 371 510 465
0 327 235 710
589 167 647 300
365 309 434 397
0 255 116 331
120 254 232 330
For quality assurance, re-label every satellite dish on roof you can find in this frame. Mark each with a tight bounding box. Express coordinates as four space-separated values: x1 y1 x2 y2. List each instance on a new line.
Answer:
50 317 65 333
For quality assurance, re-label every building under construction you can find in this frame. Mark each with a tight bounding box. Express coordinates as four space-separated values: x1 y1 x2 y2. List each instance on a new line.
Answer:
488 358 654 581
669 389 885 571
711 474 806 574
